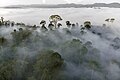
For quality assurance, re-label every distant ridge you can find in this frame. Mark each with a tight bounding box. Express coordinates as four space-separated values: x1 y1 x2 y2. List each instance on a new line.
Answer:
2 3 120 9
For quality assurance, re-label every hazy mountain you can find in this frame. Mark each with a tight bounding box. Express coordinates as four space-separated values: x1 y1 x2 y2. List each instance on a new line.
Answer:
2 2 120 8
85 2 120 8
80 0 120 4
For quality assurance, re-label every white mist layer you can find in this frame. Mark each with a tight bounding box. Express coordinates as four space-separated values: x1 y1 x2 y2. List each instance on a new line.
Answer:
0 8 120 80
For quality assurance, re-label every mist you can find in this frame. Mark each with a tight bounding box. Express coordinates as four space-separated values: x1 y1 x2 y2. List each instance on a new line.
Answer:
0 7 120 80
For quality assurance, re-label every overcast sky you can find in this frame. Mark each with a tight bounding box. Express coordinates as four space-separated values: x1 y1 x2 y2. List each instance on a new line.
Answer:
0 0 120 6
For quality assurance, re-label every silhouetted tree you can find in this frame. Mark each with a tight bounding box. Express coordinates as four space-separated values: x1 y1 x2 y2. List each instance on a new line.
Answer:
48 22 54 30
66 21 71 28
57 23 62 28
84 21 92 29
49 15 62 28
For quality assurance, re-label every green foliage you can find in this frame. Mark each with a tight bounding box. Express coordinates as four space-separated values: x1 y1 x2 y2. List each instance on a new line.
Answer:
0 37 7 46
60 39 88 65
14 60 29 80
11 29 32 45
88 60 101 70
34 50 64 80
0 60 15 80
62 28 71 34
11 45 18 53
63 39 82 48
27 76 36 80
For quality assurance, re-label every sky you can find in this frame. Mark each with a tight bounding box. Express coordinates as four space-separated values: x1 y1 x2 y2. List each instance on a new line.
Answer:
0 0 120 7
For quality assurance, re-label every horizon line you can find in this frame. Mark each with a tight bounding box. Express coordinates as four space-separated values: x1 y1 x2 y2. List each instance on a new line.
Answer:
1 2 120 7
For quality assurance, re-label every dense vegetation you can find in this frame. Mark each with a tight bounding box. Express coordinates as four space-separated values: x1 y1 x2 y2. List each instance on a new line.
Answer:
0 16 120 80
